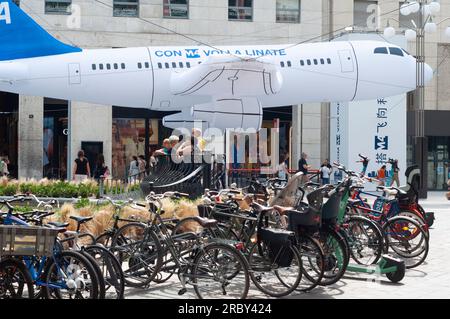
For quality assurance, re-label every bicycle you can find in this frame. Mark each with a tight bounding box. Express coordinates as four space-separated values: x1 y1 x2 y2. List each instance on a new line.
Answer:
0 197 101 299
0 257 35 299
112 191 250 299
176 192 304 296
343 171 429 269
47 215 125 299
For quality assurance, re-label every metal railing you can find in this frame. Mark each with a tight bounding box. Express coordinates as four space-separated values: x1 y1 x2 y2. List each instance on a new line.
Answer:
227 168 320 188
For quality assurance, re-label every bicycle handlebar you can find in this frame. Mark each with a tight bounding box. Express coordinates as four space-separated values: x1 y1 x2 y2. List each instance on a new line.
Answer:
358 154 369 161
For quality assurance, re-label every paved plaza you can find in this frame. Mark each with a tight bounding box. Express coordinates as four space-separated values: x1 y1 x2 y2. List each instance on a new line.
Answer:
125 192 450 299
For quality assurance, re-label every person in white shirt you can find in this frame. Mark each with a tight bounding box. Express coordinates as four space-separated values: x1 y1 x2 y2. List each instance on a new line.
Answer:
319 159 332 185
0 156 9 177
277 154 289 180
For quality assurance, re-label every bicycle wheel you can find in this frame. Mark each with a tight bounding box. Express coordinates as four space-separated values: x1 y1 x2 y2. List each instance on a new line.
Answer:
296 234 324 292
112 223 163 287
79 250 106 299
42 250 100 299
0 258 34 299
382 216 429 269
397 210 430 238
84 245 125 299
192 243 250 299
96 231 115 247
173 217 211 237
248 242 302 297
173 216 240 241
345 216 384 265
318 227 349 286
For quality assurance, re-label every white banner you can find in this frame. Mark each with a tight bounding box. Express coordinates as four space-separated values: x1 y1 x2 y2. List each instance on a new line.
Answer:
330 95 407 189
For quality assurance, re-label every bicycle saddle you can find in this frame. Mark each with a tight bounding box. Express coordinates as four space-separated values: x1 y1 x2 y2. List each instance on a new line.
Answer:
44 222 69 233
46 221 70 228
378 186 407 196
251 202 273 213
69 215 94 224
191 216 218 228
272 205 294 215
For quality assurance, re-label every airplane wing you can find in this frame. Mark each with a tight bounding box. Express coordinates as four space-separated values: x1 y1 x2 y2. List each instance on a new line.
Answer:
170 55 283 97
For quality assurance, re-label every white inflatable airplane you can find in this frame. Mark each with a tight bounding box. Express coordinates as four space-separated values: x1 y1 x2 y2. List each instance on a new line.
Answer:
0 0 433 130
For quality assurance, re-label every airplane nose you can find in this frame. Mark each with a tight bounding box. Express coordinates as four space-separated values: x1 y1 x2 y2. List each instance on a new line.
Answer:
425 63 433 84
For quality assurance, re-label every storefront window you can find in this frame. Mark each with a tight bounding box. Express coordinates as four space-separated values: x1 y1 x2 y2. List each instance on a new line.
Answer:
0 92 18 178
43 101 68 179
427 136 450 190
43 117 55 178
112 119 147 179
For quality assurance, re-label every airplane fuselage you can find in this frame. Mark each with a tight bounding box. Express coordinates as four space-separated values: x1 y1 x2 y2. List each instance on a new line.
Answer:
0 40 425 112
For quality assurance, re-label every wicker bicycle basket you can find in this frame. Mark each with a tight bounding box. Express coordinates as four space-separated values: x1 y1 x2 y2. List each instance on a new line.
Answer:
0 225 59 257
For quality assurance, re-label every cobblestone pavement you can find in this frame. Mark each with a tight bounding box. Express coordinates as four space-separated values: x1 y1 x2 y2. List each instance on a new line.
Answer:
125 192 450 299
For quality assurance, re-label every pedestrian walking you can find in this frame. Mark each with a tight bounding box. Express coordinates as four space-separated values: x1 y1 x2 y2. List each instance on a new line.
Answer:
0 156 9 177
93 154 109 181
276 154 289 180
319 159 332 185
138 155 147 179
73 150 91 181
128 156 140 182
390 159 400 187
377 165 387 186
298 152 311 184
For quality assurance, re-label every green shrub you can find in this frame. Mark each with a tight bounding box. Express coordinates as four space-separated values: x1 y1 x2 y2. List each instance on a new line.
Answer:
1 179 109 199
74 198 91 209
0 183 18 196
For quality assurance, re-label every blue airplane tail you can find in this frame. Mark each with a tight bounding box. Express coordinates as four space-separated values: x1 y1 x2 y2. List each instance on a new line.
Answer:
0 0 81 61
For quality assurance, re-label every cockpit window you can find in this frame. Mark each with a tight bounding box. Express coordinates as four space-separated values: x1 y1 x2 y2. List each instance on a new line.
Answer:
389 47 404 56
374 47 388 54
402 49 411 56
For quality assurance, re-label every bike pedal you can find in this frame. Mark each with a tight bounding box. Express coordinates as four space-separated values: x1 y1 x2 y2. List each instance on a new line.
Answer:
178 288 187 295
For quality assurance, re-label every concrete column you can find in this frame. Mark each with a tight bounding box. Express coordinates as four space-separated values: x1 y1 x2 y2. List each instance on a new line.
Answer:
301 103 322 169
321 102 330 161
69 102 112 179
291 104 302 170
18 95 44 179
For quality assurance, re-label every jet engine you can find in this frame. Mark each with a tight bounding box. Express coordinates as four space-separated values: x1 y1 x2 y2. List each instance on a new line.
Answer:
162 97 263 131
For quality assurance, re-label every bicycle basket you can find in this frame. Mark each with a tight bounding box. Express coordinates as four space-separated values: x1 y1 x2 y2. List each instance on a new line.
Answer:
0 225 59 257
322 191 342 221
287 207 321 229
209 203 239 223
258 228 294 267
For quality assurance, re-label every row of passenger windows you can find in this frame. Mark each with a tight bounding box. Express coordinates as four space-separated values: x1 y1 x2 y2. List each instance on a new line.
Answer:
280 58 332 68
92 58 335 71
374 47 405 56
91 62 152 71
157 61 196 69
137 62 150 69
92 63 126 71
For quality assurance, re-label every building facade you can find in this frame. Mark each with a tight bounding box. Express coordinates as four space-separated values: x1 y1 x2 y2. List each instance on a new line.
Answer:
1 0 450 189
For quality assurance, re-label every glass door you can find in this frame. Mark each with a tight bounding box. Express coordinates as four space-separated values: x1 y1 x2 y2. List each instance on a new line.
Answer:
427 137 450 190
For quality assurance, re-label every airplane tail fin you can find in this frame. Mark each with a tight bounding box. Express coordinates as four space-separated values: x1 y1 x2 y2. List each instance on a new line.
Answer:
0 0 81 61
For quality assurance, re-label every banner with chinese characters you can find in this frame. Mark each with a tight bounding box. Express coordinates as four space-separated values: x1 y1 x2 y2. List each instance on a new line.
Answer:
330 94 407 190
